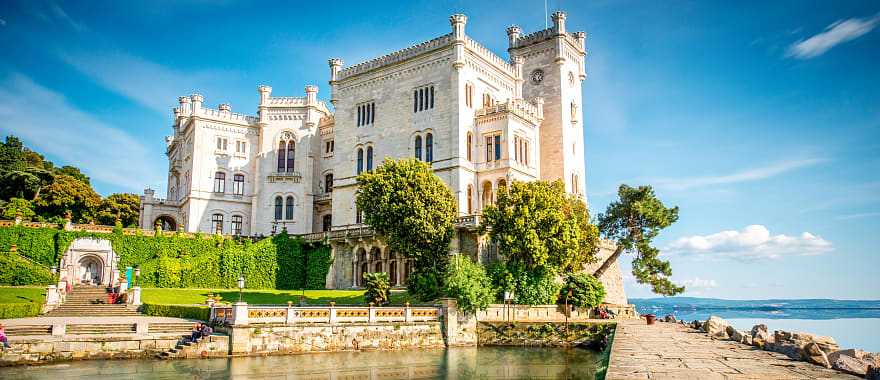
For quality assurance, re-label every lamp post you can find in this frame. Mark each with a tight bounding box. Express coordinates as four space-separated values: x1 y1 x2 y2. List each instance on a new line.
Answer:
237 275 245 303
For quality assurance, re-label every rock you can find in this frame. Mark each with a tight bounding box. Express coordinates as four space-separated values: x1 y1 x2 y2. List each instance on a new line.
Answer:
828 353 870 376
803 342 831 368
866 365 880 380
828 348 866 363
702 316 729 339
691 320 702 329
729 328 748 344
663 314 677 323
751 324 771 348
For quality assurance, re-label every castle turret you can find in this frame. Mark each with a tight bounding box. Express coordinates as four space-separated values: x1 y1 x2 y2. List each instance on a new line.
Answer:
328 59 343 105
450 14 468 69
258 85 272 122
506 25 522 49
512 56 524 99
177 96 191 115
551 11 567 34
305 85 318 105
191 93 204 110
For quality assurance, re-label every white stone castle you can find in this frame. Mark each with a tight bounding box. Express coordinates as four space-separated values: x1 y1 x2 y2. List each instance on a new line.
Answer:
139 12 627 303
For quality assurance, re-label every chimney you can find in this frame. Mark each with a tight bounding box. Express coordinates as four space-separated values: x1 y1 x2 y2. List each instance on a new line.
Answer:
305 85 318 105
506 25 522 49
551 11 567 34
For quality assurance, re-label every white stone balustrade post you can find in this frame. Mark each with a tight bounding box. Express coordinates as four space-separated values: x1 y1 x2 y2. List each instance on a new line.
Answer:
51 323 65 336
405 302 413 323
329 302 337 325
136 322 148 335
130 286 142 306
118 280 128 294
368 303 376 324
232 302 249 326
45 285 60 306
285 301 294 325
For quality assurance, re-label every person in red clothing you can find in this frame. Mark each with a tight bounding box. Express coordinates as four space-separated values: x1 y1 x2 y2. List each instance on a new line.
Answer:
0 324 11 349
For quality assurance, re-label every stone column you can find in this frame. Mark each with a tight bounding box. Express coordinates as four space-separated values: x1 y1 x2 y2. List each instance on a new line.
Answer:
232 302 249 326
45 285 60 306
441 298 459 346
130 286 142 306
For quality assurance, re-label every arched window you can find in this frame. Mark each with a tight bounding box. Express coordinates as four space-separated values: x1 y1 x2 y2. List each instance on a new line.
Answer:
482 181 493 207
231 215 243 235
233 174 244 195
414 136 422 160
325 173 333 193
285 196 294 220
497 179 507 195
366 146 373 171
356 206 362 224
389 261 398 286
466 132 473 162
274 196 283 220
286 141 295 172
467 185 473 214
277 141 286 172
213 172 225 193
356 148 364 174
211 214 223 234
425 133 433 162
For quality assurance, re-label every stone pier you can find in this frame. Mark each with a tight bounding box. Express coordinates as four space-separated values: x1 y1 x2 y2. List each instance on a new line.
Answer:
606 320 858 379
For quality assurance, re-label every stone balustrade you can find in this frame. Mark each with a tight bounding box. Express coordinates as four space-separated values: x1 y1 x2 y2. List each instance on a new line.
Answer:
210 303 441 326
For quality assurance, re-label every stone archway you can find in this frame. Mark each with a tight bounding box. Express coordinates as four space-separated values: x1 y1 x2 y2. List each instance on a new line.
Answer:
154 215 177 231
77 255 103 285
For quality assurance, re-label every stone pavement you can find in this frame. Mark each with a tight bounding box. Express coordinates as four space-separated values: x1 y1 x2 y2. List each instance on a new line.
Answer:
606 320 858 380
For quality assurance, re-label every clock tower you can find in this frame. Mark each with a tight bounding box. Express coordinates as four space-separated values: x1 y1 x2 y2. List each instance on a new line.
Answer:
507 11 587 200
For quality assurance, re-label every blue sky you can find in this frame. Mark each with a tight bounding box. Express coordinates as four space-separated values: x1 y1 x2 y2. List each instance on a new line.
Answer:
0 1 877 300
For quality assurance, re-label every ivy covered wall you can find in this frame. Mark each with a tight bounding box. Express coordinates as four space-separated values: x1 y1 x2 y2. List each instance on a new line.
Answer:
0 226 333 289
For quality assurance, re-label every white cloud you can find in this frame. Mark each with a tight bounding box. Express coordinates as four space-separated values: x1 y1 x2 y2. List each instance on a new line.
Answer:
48 2 86 32
680 277 718 290
667 224 833 261
651 158 826 191
60 51 235 114
835 212 880 220
0 73 164 192
788 14 880 59
0 18 7 27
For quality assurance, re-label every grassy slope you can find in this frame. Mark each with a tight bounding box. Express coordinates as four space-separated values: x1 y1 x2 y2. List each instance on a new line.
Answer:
0 286 46 304
141 288 413 306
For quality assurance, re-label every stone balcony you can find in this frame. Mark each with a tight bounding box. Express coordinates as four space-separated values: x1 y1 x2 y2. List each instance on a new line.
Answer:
267 171 302 183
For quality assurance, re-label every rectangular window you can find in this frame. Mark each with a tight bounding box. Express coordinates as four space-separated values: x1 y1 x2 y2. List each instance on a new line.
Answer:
211 214 223 234
232 174 244 195
213 172 225 193
494 135 502 161
235 141 246 154
414 85 435 113
216 137 228 151
485 136 492 161
357 102 375 126
325 140 335 154
465 84 474 108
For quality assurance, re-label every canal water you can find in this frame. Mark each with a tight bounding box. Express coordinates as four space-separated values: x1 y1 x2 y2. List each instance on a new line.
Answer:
0 346 603 379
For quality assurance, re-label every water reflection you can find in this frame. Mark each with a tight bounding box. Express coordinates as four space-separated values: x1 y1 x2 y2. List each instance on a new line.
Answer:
0 347 601 379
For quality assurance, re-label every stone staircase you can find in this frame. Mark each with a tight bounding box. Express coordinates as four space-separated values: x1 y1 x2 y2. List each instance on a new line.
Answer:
43 286 140 317
157 333 229 359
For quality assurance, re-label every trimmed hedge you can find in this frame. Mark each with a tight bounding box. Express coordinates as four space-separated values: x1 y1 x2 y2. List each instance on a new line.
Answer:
0 302 42 319
0 226 333 289
141 303 210 321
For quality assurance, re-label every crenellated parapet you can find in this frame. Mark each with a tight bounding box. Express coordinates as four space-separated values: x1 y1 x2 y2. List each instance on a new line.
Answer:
337 34 454 81
474 98 544 126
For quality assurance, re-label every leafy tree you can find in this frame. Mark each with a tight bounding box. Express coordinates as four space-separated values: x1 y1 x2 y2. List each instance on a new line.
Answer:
34 174 101 223
55 165 90 185
559 273 605 309
487 262 561 305
594 184 684 296
0 170 42 200
0 136 27 172
97 193 141 227
355 158 456 301
443 255 495 314
362 272 390 306
1 198 36 220
482 180 599 272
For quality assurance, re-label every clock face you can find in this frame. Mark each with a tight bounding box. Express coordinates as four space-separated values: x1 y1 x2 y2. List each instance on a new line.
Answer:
530 69 544 85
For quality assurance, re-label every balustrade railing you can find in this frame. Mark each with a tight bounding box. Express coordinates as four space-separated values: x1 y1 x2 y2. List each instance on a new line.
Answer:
210 303 441 326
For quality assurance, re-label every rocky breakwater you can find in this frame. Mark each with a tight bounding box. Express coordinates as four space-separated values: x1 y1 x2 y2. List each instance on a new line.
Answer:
674 315 880 379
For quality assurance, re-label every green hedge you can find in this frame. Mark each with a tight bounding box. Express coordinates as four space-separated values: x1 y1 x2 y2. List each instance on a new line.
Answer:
0 252 56 286
0 302 42 319
0 226 332 289
141 303 210 321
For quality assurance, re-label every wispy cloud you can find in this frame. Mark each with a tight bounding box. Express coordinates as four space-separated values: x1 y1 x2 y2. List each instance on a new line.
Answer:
60 51 235 114
0 18 7 27
835 211 880 220
651 158 826 191
0 73 163 192
788 13 880 59
20 0 86 32
48 2 86 32
667 225 833 261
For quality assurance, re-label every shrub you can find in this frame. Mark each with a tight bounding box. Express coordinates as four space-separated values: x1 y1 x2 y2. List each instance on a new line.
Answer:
0 252 56 286
487 263 561 305
406 270 443 302
0 302 41 319
443 255 494 314
363 272 390 306
141 303 210 321
559 272 606 309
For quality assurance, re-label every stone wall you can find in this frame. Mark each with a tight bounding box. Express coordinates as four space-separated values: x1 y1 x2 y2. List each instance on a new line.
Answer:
223 322 444 354
0 335 182 366
582 241 628 305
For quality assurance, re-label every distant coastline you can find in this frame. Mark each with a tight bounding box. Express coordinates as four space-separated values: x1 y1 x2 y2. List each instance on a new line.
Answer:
632 297 880 320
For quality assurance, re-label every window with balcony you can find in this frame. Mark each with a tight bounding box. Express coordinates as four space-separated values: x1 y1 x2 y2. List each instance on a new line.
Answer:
213 172 225 193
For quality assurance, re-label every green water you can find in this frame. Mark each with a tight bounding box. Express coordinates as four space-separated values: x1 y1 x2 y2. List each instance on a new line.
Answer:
0 347 602 379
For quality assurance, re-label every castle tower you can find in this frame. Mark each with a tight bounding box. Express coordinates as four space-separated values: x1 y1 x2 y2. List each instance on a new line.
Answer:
508 11 587 200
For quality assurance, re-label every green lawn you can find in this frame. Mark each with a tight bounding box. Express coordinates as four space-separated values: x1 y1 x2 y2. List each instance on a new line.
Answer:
141 288 414 306
0 286 46 304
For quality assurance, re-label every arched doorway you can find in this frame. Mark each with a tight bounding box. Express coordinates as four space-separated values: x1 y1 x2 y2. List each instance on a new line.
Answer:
78 255 103 285
154 215 177 231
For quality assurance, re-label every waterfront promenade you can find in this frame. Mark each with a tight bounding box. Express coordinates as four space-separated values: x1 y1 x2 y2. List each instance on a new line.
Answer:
606 320 857 379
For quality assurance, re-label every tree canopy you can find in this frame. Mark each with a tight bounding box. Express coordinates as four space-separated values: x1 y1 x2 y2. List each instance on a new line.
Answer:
97 193 141 227
355 158 456 301
595 184 684 296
